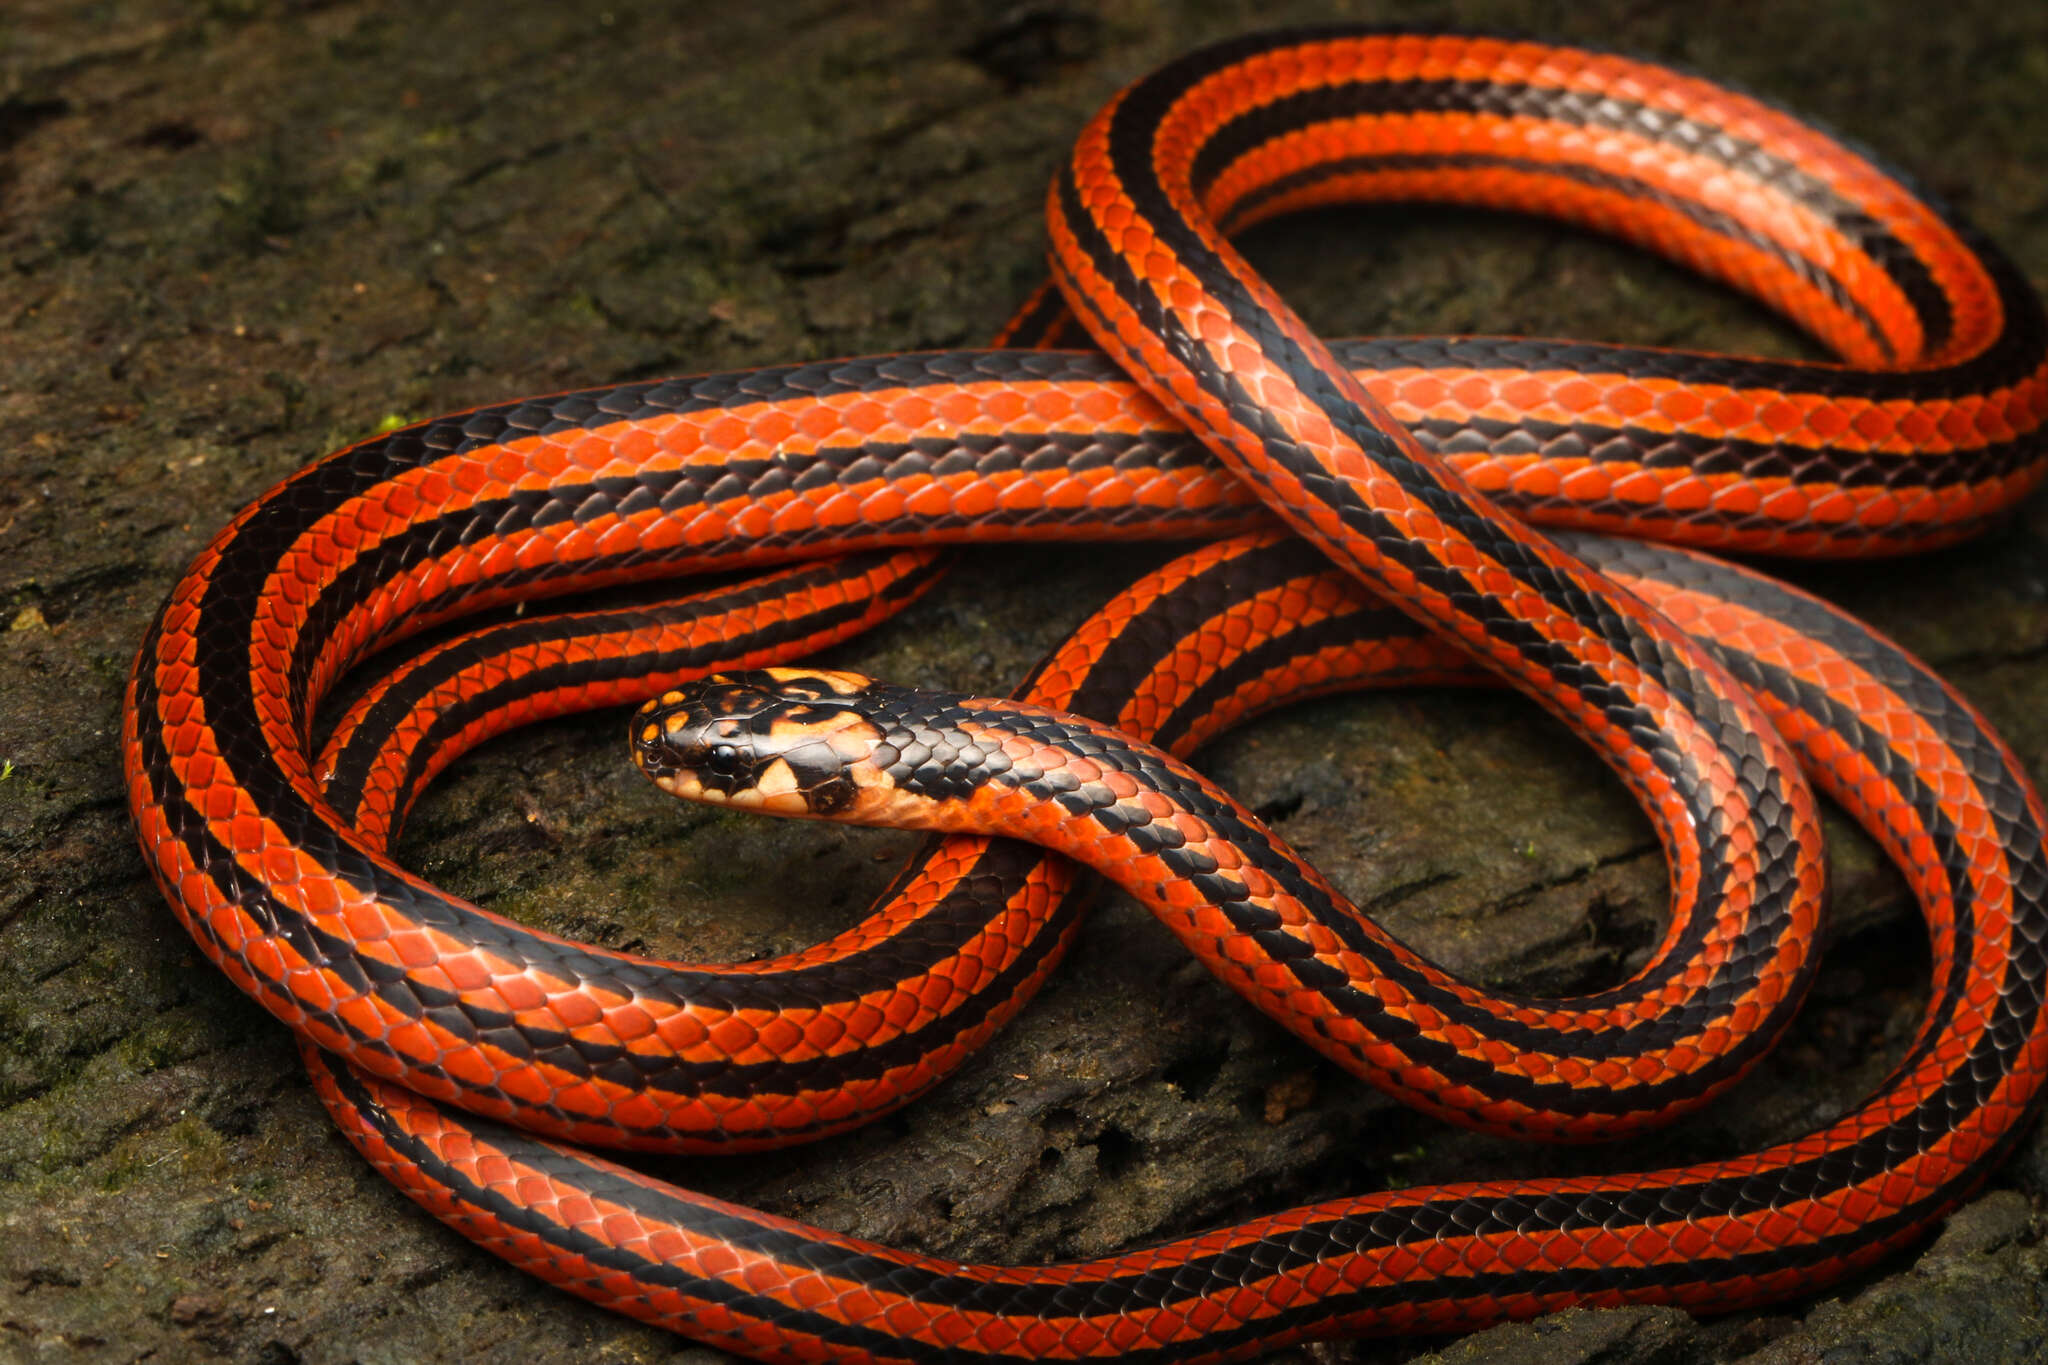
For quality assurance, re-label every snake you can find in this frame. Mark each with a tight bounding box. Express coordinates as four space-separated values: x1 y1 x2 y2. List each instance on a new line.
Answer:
120 23 2048 1363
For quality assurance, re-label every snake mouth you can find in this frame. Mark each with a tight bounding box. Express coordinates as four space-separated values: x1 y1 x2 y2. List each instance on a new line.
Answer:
632 669 890 818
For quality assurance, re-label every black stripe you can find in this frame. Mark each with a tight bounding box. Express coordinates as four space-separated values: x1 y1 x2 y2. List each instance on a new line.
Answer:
1150 21 2037 391
1149 602 1437 756
150 395 1259 1133
981 698 1802 1117
1020 535 1369 721
169 502 2044 1343
151 24 2048 1358
279 429 1239 745
1090 67 1822 907
324 552 935 826
387 930 2040 1334
1224 148 1895 361
1562 530 2048 1092
326 893 2043 1361
149 555 1111 1125
1126 530 2037 1118
1138 24 2046 402
1183 78 1939 359
321 1056 952 1365
164 546 1389 1130
163 428 1245 1030
159 631 1093 1126
1054 165 1807 1064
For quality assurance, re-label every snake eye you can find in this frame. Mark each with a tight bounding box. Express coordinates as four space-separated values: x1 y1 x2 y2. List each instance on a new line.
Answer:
708 742 743 773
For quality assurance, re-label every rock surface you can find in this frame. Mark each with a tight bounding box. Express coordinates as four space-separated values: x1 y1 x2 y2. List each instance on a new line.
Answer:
3 2 2046 1362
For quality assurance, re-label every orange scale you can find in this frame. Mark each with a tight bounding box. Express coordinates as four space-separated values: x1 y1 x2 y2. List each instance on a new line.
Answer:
1798 399 1863 440
448 459 489 496
856 483 911 522
1609 469 1672 506
506 1172 562 1210
901 481 959 519
1708 393 1759 430
387 925 451 970
202 784 245 822
542 987 604 1030
1493 373 1551 411
753 1013 810 1056
593 1208 649 1246
382 477 430 522
1073 383 1132 423
306 535 344 572
1937 404 1993 443
1451 375 1498 411
1403 373 1452 410
899 973 967 1019
549 1075 626 1123
1096 768 1141 799
1859 491 1900 527
531 440 583 480
171 732 209 770
801 488 863 528
792 405 844 443
660 418 715 459
598 1002 656 1042
434 1045 506 1093
382 1020 444 1066
1193 306 1236 343
830 397 880 436
1491 1233 1547 1271
241 929 294 981
1026 385 1079 423
1876 1169 1932 1210
482 448 532 490
1706 478 1776 518
159 659 198 700
575 517 639 562
1557 464 1613 503
1633 1045 1690 1081
1850 405 1899 442
466 1152 519 1189
1895 406 1942 446
1793 487 1859 525
875 990 926 1030
1758 398 1809 434
1795 1201 1856 1240
1602 382 1656 420
747 407 797 445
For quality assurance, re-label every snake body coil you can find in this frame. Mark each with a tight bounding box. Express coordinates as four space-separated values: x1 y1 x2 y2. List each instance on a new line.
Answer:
124 26 2048 1362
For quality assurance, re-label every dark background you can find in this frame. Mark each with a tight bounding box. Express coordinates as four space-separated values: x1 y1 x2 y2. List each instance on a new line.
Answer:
4 1 2046 1362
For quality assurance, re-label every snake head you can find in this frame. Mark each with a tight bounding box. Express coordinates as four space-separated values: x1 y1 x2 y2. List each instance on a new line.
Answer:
632 668 898 819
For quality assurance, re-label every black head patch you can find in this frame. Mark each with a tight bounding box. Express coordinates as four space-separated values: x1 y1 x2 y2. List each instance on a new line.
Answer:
631 669 881 813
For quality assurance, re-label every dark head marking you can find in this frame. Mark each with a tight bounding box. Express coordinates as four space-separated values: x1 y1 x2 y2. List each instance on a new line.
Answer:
631 668 889 817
